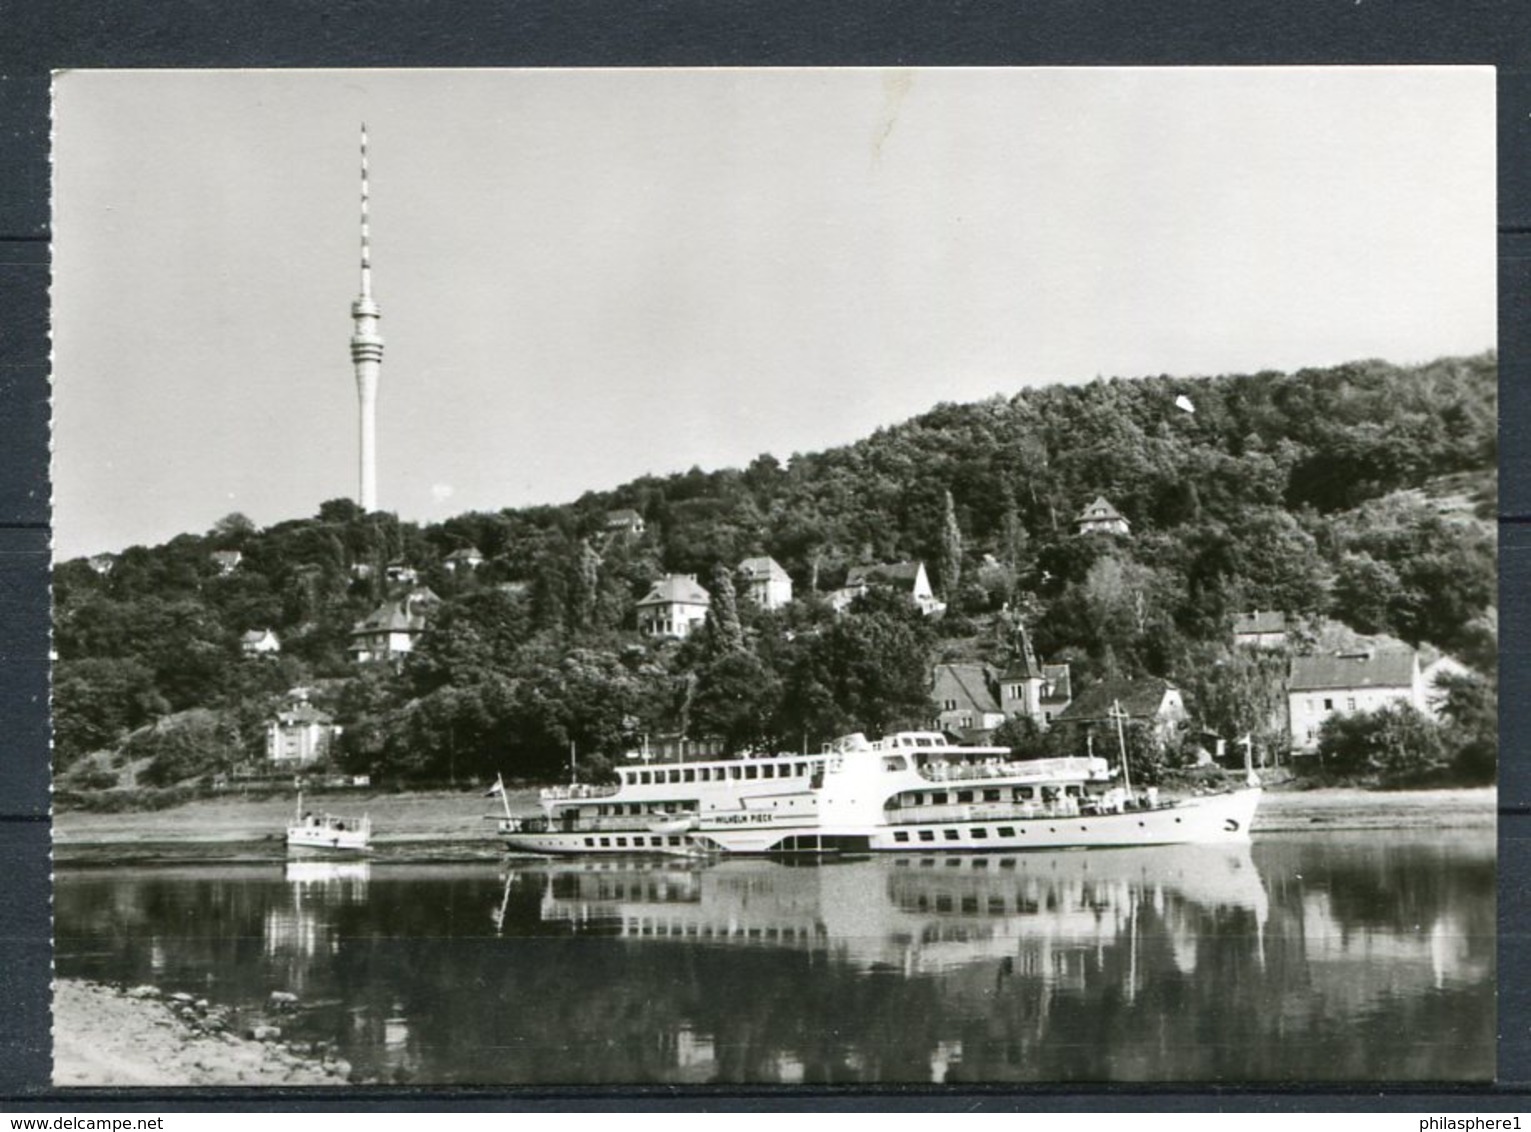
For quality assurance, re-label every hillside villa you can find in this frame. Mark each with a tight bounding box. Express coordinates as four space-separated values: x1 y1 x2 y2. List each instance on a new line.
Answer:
636 574 711 639
738 556 793 610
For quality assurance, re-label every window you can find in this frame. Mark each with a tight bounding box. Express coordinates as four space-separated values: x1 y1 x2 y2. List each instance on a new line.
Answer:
745 766 758 780
943 829 960 841
1347 698 1356 711
919 830 935 842
668 836 681 846
639 771 651 785
584 838 595 847
971 828 988 840
893 831 910 843
1323 698 1334 711
683 769 695 783
957 791 974 803
998 827 1016 838
600 837 611 847
983 789 1000 802
932 792 948 805
729 766 742 780
615 837 627 847
942 699 958 711
763 765 775 779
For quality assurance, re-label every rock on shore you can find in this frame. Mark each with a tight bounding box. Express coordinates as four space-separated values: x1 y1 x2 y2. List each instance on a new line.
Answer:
53 980 348 1087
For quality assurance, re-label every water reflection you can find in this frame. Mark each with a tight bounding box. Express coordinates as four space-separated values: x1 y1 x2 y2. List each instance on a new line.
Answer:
53 834 1494 1085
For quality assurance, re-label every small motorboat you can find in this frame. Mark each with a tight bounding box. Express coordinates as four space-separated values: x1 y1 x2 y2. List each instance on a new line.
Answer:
286 790 371 856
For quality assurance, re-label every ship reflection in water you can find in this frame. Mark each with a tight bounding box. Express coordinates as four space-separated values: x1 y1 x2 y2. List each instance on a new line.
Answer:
53 834 1494 1085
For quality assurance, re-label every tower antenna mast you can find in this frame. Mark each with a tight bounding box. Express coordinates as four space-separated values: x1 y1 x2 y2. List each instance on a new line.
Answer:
350 123 385 513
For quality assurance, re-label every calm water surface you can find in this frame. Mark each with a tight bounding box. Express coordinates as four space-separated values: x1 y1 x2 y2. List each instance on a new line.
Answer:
54 834 1495 1085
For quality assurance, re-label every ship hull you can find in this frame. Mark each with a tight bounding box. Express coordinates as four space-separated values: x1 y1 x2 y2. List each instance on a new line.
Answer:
691 789 1262 855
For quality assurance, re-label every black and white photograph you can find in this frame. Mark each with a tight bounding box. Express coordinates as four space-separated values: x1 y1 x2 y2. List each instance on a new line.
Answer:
49 66 1497 1087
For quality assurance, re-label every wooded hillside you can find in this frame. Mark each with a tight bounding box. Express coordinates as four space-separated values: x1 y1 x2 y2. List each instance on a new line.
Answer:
54 353 1497 789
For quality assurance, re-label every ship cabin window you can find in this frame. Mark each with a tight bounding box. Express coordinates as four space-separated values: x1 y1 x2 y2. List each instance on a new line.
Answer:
585 838 595 846
957 790 974 803
668 836 681 846
894 831 910 843
630 804 643 815
882 756 908 772
1014 787 1034 801
762 765 775 779
1065 785 1082 798
698 768 710 782
732 766 745 780
639 772 651 785
745 766 758 780
796 763 808 776
600 837 611 847
998 827 1016 837
984 789 1000 802
918 830 935 842
943 829 960 841
932 792 948 805
683 769 695 783
615 837 627 847
971 828 988 839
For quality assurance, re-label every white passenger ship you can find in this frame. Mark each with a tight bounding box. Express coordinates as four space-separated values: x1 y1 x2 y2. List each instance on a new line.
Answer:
496 730 1260 856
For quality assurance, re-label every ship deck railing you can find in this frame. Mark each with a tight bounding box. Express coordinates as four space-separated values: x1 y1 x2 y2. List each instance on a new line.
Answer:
885 795 1168 825
502 813 690 834
915 756 1104 784
539 783 621 801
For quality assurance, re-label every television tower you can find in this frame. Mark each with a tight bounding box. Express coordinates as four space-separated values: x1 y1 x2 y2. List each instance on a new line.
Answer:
350 124 384 513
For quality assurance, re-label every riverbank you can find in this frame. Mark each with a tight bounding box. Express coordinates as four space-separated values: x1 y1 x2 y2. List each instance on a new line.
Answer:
53 980 347 1087
1253 785 1496 832
53 787 536 849
50 784 1497 853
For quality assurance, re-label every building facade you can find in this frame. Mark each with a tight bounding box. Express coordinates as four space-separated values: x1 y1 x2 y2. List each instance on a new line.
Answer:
1287 647 1425 754
267 700 341 766
636 574 712 639
738 556 793 610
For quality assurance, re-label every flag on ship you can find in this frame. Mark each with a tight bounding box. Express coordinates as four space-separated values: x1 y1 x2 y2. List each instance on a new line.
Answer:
484 777 505 798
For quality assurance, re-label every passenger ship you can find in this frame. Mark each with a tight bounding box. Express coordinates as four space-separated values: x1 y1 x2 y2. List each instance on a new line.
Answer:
495 731 1261 857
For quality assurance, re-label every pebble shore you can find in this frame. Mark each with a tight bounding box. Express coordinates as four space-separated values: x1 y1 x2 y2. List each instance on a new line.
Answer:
53 979 353 1087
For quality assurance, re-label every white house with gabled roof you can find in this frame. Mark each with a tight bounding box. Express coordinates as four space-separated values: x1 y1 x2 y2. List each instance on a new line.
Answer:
636 574 711 639
738 556 792 610
1287 647 1425 754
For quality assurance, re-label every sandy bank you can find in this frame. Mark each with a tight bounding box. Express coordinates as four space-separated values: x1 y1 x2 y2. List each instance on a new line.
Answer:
53 980 349 1087
1253 786 1496 832
53 788 529 848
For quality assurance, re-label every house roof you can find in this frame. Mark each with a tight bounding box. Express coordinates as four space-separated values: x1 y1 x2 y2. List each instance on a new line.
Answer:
276 702 333 727
1233 610 1288 635
932 663 1001 715
1077 496 1125 523
738 556 788 581
1289 648 1417 693
1041 664 1072 705
351 599 428 637
1054 676 1179 723
998 626 1045 681
240 629 277 644
637 574 711 608
445 546 483 561
846 561 925 591
606 508 644 525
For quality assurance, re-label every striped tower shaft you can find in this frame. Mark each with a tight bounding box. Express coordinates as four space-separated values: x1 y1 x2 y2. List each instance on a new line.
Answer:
350 124 384 512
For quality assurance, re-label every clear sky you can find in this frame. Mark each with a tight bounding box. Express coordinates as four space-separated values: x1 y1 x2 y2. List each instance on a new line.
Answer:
51 67 1496 559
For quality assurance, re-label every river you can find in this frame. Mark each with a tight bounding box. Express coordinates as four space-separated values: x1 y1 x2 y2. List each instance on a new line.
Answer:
53 832 1495 1085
